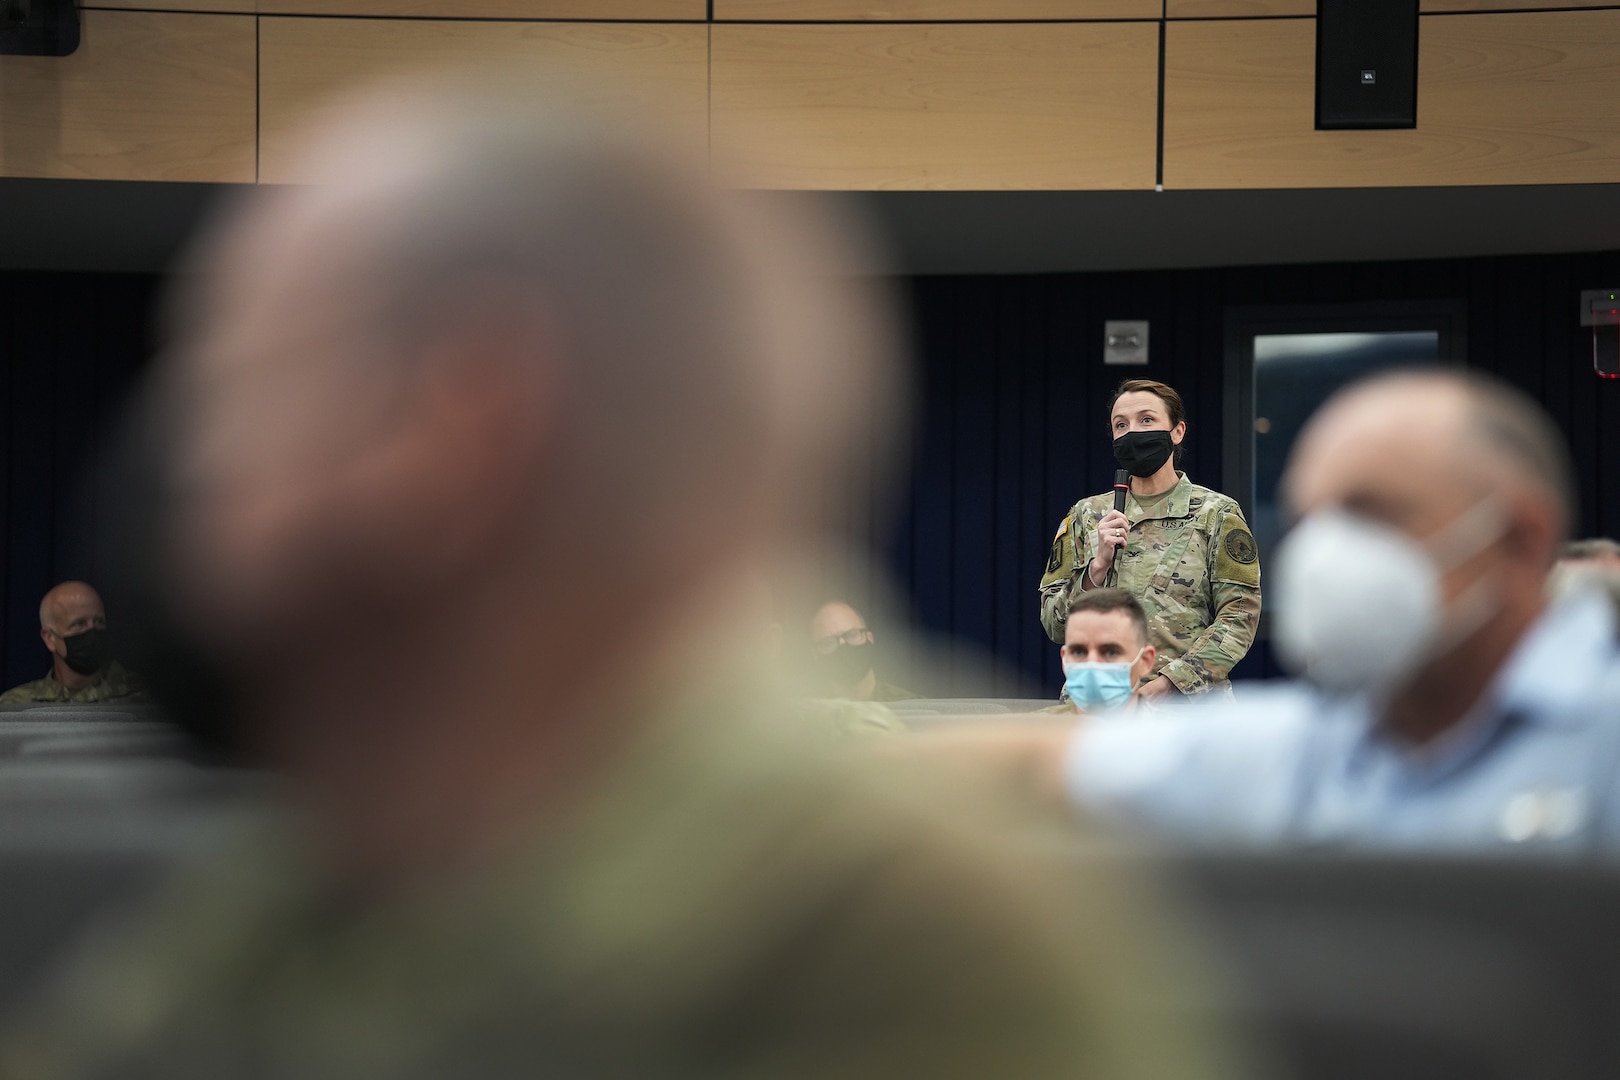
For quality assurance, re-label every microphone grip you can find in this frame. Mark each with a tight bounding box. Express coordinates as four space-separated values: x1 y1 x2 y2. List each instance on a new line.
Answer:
1113 469 1130 514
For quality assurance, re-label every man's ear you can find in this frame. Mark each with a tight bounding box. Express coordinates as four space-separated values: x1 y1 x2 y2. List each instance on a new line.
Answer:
335 310 557 586
1501 496 1560 568
40 627 58 656
1135 644 1157 682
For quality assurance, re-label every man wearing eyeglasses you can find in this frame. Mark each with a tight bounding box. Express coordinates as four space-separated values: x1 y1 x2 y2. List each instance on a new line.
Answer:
810 599 917 701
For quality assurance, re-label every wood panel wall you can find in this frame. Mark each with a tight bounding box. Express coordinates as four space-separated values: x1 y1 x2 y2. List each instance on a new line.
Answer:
710 22 1159 189
85 1 703 13
1164 0 1620 14
254 1 707 17
258 17 709 183
1163 10 1620 189
0 10 255 182
1164 0 1311 16
713 1 1159 18
9 5 1620 188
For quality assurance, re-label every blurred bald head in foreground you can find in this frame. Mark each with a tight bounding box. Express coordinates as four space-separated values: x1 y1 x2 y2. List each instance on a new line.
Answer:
157 87 903 874
2 87 1240 1080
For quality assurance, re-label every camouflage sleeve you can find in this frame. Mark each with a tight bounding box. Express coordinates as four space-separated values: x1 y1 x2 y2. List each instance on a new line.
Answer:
0 681 42 705
1037 512 1084 643
1158 509 1262 695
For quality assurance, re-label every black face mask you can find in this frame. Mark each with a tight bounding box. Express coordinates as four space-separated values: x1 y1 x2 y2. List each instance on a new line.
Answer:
816 641 875 691
1112 429 1176 478
61 627 109 676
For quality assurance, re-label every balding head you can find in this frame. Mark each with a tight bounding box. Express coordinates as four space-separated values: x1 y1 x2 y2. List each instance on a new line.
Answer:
37 581 109 680
1282 370 1572 708
1286 371 1571 557
156 83 903 667
40 581 104 637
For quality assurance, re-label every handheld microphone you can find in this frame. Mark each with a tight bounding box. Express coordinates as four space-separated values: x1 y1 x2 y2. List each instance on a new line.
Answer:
1113 469 1130 514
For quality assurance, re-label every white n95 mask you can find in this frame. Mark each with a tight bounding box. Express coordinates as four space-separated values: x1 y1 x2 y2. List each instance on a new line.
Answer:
1272 502 1503 694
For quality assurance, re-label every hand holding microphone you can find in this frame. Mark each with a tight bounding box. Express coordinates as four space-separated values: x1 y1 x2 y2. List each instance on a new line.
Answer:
1088 470 1132 587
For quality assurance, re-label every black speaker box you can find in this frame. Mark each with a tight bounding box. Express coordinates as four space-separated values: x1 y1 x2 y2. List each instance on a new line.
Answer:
1316 0 1418 130
0 0 79 58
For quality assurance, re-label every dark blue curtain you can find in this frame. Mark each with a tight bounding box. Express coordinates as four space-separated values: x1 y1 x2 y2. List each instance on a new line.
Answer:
5 252 1620 697
0 272 158 689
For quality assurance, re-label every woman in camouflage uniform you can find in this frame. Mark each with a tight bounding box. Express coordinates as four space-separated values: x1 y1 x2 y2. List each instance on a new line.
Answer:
1039 379 1261 700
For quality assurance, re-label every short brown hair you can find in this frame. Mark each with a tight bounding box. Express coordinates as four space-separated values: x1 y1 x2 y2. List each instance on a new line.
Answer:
1111 379 1186 464
1066 588 1149 646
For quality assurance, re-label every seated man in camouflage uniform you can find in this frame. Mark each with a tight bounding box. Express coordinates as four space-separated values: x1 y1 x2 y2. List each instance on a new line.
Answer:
809 598 918 702
0 581 145 704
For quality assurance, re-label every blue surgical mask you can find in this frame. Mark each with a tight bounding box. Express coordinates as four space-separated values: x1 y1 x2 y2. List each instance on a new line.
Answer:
1063 649 1143 713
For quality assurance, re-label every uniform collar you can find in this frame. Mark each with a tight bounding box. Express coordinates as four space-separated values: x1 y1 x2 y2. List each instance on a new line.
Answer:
1344 589 1619 778
43 662 114 692
1126 472 1193 522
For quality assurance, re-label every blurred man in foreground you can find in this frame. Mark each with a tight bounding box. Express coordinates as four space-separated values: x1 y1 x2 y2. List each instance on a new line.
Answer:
0 581 145 704
809 598 916 700
1048 590 1158 716
0 88 1236 1079
1062 372 1620 851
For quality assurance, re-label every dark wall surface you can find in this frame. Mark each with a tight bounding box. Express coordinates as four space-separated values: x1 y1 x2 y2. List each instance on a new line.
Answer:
0 272 159 689
4 251 1619 696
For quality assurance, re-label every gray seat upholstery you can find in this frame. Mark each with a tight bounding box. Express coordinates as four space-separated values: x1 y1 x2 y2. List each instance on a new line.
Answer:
886 698 1055 714
0 722 183 761
1158 852 1620 1080
0 800 263 1016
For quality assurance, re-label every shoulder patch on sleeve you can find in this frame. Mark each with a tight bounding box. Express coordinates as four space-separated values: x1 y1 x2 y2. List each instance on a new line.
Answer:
1212 512 1261 586
1046 535 1066 575
1224 528 1257 565
1053 516 1071 543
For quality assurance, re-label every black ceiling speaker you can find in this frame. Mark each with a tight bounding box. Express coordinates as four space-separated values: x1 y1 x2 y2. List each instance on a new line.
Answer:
1316 0 1418 130
0 0 80 57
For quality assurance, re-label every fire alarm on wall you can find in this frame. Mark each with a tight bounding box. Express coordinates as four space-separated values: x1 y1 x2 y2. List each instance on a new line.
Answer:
1104 321 1149 366
1579 290 1620 379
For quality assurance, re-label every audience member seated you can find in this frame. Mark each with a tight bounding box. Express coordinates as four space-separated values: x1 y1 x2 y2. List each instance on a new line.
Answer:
0 582 145 706
748 577 906 739
809 599 918 701
1046 590 1158 716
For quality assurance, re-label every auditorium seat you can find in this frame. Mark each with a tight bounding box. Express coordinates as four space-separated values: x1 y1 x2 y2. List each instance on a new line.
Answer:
886 699 1060 727
0 722 184 761
886 698 1055 714
0 704 156 723
0 797 264 1016
1157 853 1620 1080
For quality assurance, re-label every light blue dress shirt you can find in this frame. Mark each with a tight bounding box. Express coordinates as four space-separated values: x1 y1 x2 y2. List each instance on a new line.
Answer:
1065 591 1620 854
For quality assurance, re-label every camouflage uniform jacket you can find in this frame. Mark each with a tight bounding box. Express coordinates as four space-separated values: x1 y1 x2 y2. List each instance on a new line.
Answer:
1038 473 1260 695
0 662 147 705
793 697 910 739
